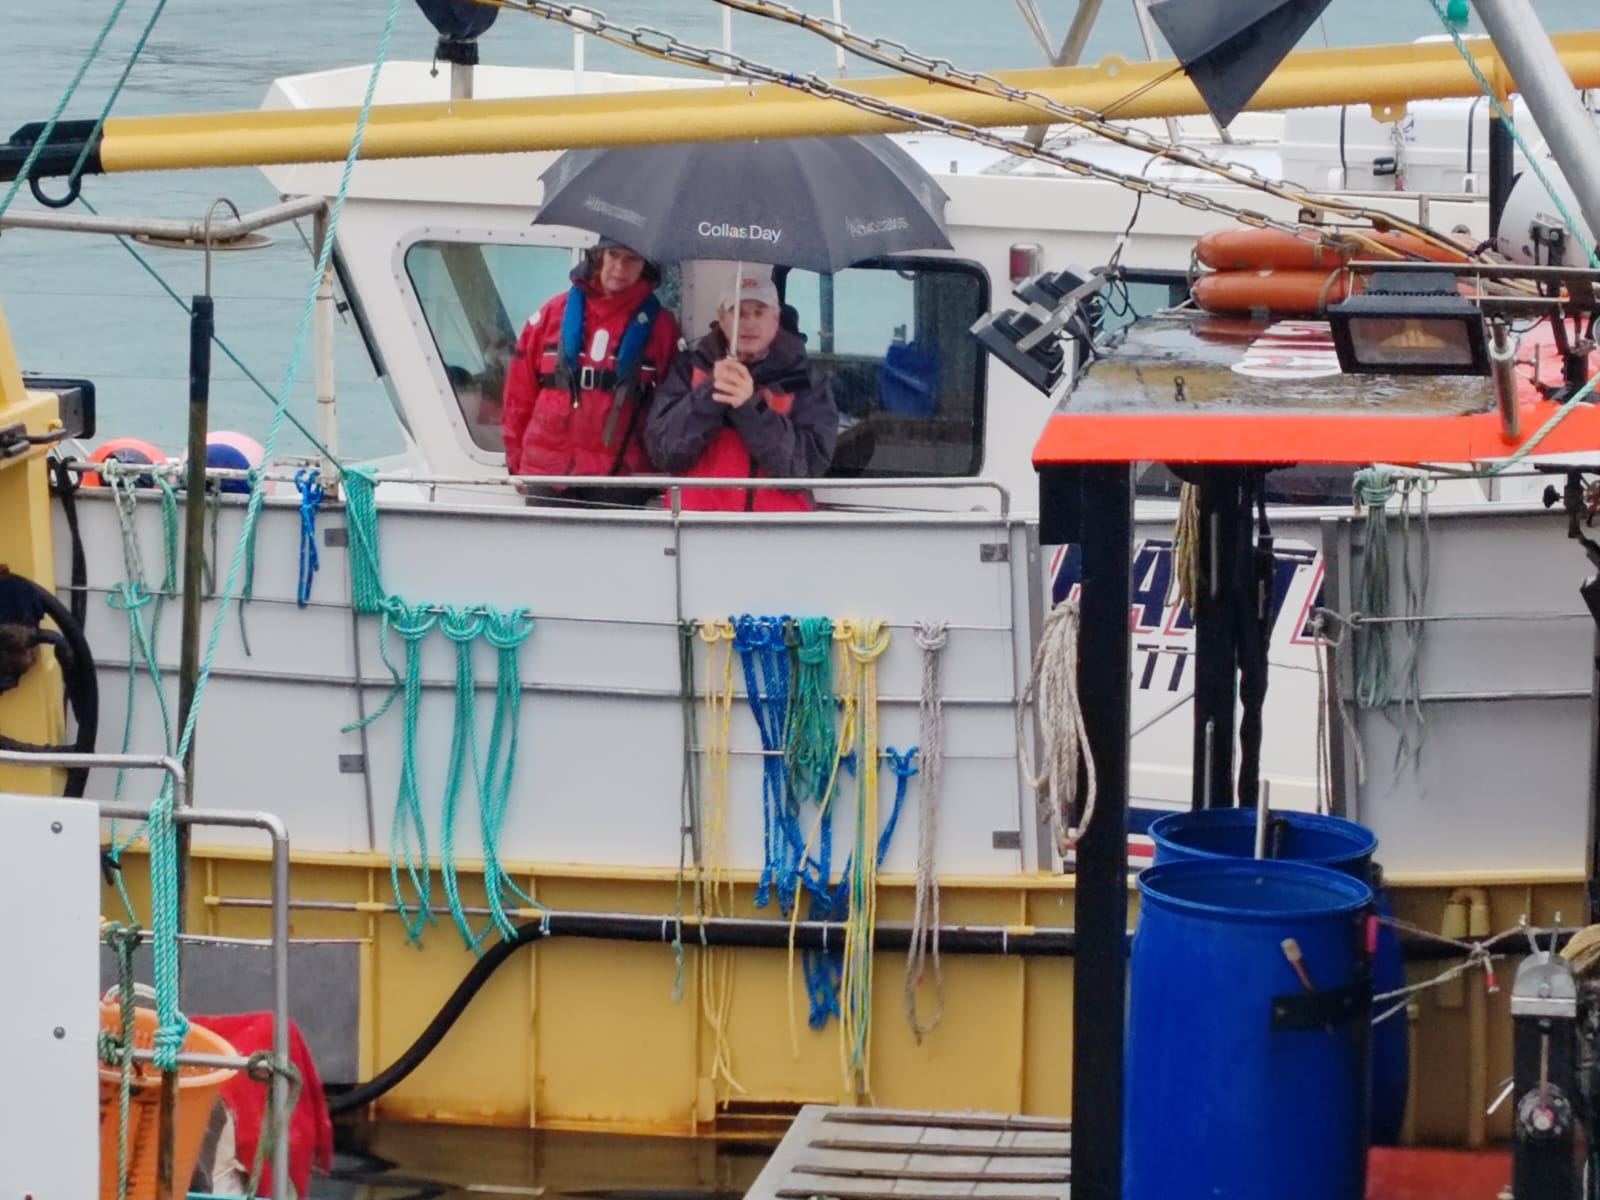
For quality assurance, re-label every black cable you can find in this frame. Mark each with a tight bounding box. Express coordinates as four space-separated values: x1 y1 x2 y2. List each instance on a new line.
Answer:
50 455 88 631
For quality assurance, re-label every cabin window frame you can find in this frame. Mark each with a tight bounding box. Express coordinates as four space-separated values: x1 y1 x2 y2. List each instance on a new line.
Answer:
396 230 992 476
395 225 593 465
786 254 992 480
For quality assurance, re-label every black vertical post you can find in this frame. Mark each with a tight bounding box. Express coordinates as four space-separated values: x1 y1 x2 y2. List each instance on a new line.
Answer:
160 290 211 1200
1070 463 1132 1200
1489 110 1515 242
1191 469 1241 809
1582 577 1600 926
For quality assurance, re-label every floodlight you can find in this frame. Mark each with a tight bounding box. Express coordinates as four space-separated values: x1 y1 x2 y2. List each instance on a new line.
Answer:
1327 272 1489 376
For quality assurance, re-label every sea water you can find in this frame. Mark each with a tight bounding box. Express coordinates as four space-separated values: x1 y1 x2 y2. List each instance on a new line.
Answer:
0 0 1593 459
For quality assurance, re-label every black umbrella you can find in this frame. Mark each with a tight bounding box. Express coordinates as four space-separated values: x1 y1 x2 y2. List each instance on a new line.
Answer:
533 135 952 274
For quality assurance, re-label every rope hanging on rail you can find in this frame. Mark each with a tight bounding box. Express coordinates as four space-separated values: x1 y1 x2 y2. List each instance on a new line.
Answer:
1351 466 1432 770
695 619 742 1094
295 468 324 608
1019 600 1097 856
841 618 890 1096
905 620 947 1042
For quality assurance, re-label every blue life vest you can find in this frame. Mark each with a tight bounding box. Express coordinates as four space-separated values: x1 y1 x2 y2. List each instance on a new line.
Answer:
557 285 662 387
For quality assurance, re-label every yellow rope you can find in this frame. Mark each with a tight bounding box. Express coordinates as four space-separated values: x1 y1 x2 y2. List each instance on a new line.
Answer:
697 619 743 1096
841 619 890 1097
1170 482 1201 614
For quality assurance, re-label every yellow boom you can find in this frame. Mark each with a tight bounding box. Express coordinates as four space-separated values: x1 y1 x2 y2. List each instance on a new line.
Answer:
49 33 1600 175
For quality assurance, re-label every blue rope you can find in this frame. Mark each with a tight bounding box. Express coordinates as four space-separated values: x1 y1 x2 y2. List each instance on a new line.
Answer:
295 469 324 607
734 615 796 911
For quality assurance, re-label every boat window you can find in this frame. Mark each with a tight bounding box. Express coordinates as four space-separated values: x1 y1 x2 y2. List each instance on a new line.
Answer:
405 240 578 452
779 257 989 478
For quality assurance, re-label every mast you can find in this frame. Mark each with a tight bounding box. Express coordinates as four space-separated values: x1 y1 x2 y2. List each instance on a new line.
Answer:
1472 0 1600 252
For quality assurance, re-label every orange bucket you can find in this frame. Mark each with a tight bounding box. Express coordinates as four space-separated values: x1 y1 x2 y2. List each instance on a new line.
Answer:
97 1001 238 1200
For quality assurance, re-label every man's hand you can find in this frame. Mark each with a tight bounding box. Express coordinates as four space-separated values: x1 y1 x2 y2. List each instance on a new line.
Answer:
711 358 754 408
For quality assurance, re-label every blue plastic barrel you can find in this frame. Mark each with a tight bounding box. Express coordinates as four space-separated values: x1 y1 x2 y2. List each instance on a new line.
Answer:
1149 808 1378 882
1147 808 1407 1145
1125 859 1373 1200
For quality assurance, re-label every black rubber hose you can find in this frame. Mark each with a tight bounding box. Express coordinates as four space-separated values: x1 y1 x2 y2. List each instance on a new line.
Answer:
325 897 1568 1116
0 572 98 796
328 911 1077 1115
49 456 88 632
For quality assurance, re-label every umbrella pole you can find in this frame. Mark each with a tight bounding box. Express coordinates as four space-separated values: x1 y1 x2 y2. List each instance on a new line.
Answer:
730 259 743 360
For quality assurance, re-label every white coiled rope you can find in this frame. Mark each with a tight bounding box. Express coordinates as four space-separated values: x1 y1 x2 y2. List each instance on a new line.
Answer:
1018 600 1097 856
905 620 947 1041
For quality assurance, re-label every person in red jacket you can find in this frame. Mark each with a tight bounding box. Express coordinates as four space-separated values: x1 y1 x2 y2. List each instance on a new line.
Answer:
502 239 681 505
645 270 837 512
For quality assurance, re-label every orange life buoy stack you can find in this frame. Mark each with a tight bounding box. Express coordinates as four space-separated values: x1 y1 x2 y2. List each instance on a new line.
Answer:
1189 228 1473 318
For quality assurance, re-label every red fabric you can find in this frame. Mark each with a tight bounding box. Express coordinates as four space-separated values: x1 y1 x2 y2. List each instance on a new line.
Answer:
678 366 812 513
195 1013 333 1198
1365 1147 1510 1199
500 277 680 478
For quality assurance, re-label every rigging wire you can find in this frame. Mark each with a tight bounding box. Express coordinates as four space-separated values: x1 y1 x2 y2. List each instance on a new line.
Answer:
468 0 1455 254
701 0 1477 261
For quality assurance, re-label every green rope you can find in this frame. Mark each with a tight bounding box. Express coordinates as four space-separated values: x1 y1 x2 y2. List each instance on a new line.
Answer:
99 922 141 1200
672 620 704 1003
388 603 438 945
343 467 387 614
64 0 170 187
0 0 132 220
1352 466 1431 768
1426 0 1599 266
134 0 405 1074
786 617 838 811
243 1051 304 1200
479 608 540 942
439 608 489 947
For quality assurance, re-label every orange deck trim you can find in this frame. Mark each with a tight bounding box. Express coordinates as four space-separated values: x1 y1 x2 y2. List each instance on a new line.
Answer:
1032 402 1600 467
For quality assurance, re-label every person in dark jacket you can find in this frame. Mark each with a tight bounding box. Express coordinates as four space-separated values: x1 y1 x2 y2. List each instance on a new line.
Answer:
501 239 681 505
645 270 836 512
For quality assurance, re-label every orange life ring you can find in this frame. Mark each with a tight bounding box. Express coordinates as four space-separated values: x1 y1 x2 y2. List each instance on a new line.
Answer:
1191 269 1359 317
1195 228 1471 272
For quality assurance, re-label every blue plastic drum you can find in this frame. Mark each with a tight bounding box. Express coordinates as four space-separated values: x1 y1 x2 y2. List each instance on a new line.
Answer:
1147 807 1407 1145
1149 808 1378 882
1125 859 1374 1200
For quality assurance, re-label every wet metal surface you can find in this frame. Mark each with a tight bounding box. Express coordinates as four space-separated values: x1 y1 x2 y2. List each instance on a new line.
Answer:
1061 314 1494 416
320 1123 771 1200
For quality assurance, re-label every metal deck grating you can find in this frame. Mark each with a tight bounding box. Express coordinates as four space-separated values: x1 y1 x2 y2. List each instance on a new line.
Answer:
747 1106 1072 1200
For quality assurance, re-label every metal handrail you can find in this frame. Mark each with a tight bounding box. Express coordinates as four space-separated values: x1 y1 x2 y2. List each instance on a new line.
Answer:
59 459 1016 518
0 749 292 1199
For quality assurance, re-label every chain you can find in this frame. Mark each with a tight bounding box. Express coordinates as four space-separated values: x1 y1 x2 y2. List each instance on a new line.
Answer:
482 0 1475 254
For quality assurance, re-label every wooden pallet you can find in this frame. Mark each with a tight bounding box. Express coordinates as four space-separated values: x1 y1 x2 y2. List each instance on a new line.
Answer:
746 1107 1072 1200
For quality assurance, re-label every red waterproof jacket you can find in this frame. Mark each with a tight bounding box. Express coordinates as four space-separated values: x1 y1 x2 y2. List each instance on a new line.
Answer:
501 270 681 479
645 328 837 512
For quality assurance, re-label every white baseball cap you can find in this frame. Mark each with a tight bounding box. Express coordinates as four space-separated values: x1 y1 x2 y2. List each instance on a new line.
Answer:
720 268 780 311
